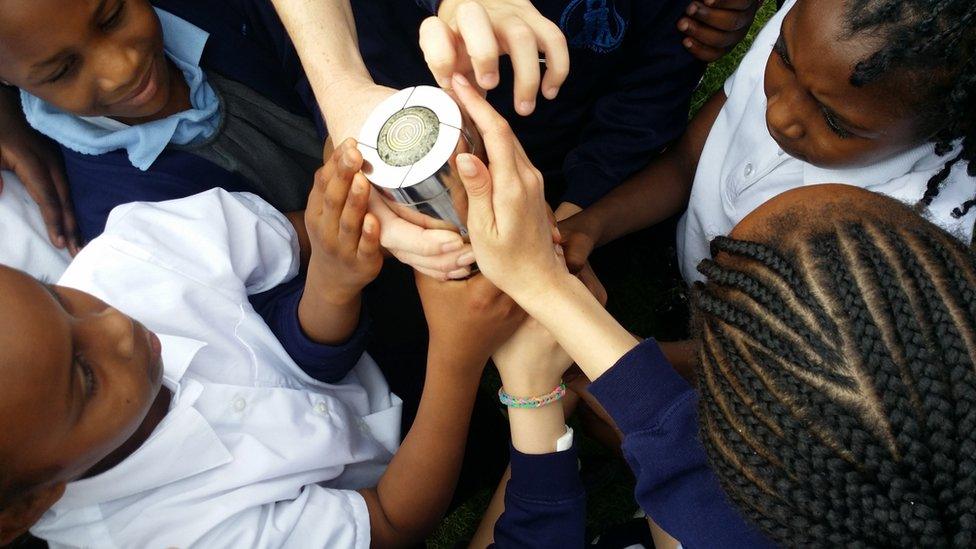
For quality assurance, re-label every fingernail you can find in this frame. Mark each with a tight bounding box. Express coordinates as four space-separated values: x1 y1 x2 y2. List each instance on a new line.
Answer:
457 251 476 266
686 3 698 15
56 235 65 247
519 100 535 115
704 0 715 5
678 19 690 31
453 73 471 88
544 86 560 100
437 76 452 89
448 268 470 279
684 38 694 48
441 240 464 253
457 154 478 177
480 72 498 87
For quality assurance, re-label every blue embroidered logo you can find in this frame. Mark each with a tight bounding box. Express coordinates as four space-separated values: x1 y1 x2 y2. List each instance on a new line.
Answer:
559 0 627 53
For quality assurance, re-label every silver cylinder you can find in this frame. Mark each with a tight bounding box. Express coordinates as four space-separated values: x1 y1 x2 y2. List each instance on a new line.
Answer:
357 86 483 238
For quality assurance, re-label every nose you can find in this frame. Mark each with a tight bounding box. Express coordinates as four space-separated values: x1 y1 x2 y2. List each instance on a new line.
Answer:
81 306 136 360
765 87 806 140
91 40 141 99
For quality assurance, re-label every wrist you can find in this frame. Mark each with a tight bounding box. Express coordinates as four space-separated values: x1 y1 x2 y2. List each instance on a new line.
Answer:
500 374 564 399
511 270 579 313
305 261 364 306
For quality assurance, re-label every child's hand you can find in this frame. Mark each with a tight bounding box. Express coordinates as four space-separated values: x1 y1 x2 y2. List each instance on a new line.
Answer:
494 317 573 396
557 211 604 275
449 73 570 303
305 140 383 302
420 0 570 116
678 0 762 62
0 88 80 255
416 271 525 371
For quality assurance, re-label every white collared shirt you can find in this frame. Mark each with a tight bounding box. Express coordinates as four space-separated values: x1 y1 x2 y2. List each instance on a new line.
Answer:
677 0 976 283
32 190 401 548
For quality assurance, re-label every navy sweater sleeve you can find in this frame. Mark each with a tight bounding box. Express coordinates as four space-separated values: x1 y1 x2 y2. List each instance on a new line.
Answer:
588 339 775 548
491 442 586 548
248 274 370 383
414 0 439 14
560 0 705 208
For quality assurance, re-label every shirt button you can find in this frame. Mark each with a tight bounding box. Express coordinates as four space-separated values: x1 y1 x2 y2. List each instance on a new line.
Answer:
357 419 370 434
776 149 785 156
232 397 246 412
743 163 755 177
315 402 328 415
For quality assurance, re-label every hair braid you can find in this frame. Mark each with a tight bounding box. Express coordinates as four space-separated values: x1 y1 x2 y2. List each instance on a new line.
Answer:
844 0 976 216
694 219 976 546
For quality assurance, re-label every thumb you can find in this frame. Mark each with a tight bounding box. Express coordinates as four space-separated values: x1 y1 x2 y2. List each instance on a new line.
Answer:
563 239 590 275
456 153 494 232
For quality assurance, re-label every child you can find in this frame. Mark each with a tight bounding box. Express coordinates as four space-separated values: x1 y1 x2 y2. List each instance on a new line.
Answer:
0 145 520 546
450 77 976 545
558 0 976 283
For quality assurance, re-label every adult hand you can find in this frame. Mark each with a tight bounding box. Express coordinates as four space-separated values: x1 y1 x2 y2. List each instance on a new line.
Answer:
0 89 80 254
321 80 398 145
678 0 763 62
420 0 570 116
450 73 568 301
415 271 525 371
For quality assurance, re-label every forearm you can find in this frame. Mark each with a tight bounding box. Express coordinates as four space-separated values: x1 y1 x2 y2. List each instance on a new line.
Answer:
269 0 371 113
521 276 639 384
362 349 483 546
297 262 362 345
578 90 728 247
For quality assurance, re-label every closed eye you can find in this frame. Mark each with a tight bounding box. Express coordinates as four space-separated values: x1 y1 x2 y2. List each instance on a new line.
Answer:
44 57 78 84
822 107 854 139
76 354 98 398
101 1 127 31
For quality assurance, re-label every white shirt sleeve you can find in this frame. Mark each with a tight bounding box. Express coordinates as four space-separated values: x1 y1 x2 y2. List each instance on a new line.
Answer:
100 189 300 295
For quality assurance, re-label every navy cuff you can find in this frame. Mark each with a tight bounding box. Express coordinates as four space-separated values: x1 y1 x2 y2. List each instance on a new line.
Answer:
507 441 583 502
589 338 696 436
278 286 371 382
414 0 441 14
560 163 619 208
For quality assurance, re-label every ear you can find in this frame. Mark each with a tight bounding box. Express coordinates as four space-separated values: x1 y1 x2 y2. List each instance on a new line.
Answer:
0 482 65 545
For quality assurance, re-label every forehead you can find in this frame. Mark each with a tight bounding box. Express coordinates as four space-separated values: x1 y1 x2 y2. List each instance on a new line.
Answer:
0 0 99 63
789 0 915 121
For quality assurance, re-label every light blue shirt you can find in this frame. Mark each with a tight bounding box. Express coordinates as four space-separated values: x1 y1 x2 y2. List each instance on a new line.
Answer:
20 9 220 171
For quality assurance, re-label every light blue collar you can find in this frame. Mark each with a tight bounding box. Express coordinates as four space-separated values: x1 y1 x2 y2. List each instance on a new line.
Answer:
20 9 220 171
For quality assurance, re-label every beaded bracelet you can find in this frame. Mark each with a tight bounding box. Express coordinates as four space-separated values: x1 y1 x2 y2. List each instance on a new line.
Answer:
498 382 567 409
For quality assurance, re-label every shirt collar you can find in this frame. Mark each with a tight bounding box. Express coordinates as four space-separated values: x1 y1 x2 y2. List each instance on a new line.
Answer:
47 334 231 511
803 141 955 192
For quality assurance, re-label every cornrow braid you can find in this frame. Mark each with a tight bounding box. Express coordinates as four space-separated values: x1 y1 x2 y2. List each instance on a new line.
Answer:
844 0 976 216
693 220 976 547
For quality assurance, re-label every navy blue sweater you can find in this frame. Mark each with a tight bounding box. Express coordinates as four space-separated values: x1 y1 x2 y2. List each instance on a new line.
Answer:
493 339 775 548
362 0 704 208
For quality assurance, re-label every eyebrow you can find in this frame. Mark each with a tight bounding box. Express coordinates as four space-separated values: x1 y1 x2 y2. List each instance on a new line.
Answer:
41 283 80 416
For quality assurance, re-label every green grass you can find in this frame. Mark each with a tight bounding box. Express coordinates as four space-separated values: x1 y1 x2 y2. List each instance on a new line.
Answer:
427 4 778 546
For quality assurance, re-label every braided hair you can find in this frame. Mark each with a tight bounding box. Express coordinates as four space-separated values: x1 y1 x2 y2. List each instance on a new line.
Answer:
693 217 976 546
843 0 976 217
